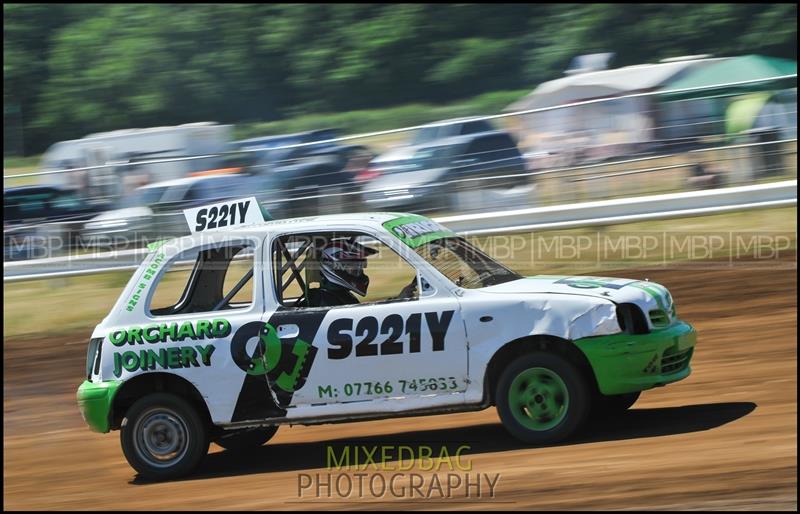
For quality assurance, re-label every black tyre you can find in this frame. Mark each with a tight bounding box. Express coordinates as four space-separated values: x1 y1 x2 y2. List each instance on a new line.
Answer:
120 393 209 481
214 426 279 452
496 352 591 444
595 391 640 416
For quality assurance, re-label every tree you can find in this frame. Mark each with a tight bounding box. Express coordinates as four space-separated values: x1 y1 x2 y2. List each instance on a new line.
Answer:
3 3 796 154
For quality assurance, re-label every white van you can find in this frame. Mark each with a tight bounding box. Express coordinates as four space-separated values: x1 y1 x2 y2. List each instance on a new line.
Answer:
41 122 232 201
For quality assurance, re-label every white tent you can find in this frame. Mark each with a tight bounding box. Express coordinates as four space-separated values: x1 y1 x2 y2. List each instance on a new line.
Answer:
505 57 725 162
507 58 723 111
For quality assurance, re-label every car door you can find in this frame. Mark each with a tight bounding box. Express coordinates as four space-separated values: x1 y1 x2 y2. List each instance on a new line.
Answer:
120 233 278 426
264 228 469 414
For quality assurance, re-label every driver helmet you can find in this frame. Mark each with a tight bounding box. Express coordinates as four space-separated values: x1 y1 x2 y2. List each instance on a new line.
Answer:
319 240 378 296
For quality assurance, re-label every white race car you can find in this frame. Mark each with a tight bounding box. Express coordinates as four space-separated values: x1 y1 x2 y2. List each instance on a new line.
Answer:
77 197 697 480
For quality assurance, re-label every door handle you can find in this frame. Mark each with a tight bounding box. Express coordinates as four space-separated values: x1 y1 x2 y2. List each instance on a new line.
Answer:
277 324 299 339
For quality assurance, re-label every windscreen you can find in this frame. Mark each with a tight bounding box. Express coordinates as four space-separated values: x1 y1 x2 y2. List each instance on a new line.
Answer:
383 213 520 289
411 126 444 146
120 186 167 208
415 236 521 289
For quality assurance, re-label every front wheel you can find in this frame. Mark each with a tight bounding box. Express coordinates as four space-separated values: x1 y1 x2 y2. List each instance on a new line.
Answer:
120 393 210 481
214 426 279 451
495 352 591 444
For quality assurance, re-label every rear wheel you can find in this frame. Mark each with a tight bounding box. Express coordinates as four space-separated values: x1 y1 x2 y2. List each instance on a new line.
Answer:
120 393 209 481
214 426 279 451
496 352 591 444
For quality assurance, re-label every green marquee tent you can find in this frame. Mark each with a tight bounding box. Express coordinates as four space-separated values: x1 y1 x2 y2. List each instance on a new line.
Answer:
660 55 796 100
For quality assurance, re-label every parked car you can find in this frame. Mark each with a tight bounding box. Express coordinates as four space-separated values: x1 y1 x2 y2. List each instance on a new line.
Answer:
233 129 375 217
3 186 107 260
360 119 529 212
81 174 267 247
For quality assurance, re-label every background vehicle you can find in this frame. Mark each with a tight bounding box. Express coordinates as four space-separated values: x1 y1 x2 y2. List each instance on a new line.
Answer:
360 119 529 212
233 129 375 217
4 186 108 260
81 174 267 246
40 122 233 203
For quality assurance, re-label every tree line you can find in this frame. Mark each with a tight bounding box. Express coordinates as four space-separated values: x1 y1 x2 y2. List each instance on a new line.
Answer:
4 3 796 155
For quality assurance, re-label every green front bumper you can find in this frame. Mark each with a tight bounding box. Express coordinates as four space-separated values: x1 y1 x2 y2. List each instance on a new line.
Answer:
76 380 122 433
574 321 696 395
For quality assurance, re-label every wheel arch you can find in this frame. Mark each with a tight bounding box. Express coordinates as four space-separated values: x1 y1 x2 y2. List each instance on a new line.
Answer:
110 373 212 431
482 334 599 406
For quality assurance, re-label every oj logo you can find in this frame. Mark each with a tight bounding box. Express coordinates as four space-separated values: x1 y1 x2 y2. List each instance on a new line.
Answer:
230 321 316 394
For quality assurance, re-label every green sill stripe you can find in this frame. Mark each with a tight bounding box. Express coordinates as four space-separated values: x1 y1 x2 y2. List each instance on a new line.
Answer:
382 214 456 249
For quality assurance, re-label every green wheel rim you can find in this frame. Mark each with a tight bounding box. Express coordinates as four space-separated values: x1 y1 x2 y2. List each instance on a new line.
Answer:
508 367 569 431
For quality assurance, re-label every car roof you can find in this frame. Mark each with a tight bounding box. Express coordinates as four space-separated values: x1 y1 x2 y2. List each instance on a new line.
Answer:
250 212 403 232
168 212 419 244
421 116 489 128
139 174 246 189
4 185 66 194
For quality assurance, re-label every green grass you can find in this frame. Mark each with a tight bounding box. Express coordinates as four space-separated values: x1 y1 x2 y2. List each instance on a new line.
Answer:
3 155 40 171
3 155 42 186
3 206 794 340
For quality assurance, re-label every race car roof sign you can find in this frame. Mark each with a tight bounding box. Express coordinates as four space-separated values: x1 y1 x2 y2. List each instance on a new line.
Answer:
383 214 456 248
184 197 266 233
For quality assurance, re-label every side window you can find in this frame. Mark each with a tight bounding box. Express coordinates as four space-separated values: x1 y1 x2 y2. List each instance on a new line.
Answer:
475 134 520 163
355 234 418 304
51 191 82 212
148 242 255 316
494 134 521 158
469 138 492 161
272 232 418 309
458 139 495 172
16 193 49 218
460 120 493 135
184 181 213 202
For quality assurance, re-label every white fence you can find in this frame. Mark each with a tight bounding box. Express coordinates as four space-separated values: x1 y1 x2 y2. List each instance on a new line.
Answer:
4 180 796 282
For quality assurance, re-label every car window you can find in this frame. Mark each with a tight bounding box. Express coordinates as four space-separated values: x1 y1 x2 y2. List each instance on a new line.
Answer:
148 242 255 316
121 186 169 208
51 191 82 212
459 120 493 135
184 181 214 202
467 134 520 163
411 126 444 146
183 177 247 202
415 236 521 289
273 231 418 308
7 192 51 218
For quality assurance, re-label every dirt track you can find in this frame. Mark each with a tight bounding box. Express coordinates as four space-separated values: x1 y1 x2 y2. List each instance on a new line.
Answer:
3 261 797 510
